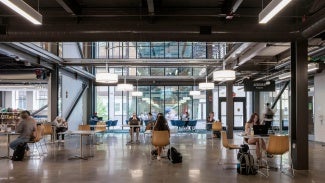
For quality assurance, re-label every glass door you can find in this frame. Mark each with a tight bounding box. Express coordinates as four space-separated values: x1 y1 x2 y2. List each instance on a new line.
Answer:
218 97 246 130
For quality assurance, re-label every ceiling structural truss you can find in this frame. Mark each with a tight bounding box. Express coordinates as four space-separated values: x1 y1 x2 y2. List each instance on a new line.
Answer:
56 0 81 15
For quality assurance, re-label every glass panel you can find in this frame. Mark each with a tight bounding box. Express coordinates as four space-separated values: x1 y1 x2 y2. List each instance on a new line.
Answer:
219 86 227 97
137 86 151 121
193 42 206 58
96 86 108 121
123 42 137 59
136 67 150 76
151 86 164 117
212 42 227 59
178 67 192 76
179 86 192 120
166 68 178 76
233 86 245 97
137 42 150 58
165 86 179 121
97 42 108 58
234 102 244 128
109 42 122 58
151 45 164 58
179 42 192 58
193 68 205 77
151 68 164 76
165 42 178 58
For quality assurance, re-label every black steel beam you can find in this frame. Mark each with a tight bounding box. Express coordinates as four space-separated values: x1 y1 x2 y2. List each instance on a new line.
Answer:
290 39 309 170
56 0 81 15
226 81 234 139
271 81 290 109
65 83 88 121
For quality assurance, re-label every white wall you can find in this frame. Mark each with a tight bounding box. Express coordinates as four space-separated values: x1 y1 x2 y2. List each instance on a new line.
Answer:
61 74 87 130
4 91 12 108
62 43 82 58
314 71 325 142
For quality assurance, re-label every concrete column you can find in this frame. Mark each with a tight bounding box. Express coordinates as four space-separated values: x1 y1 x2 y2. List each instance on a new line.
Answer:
26 91 33 110
290 39 308 170
48 65 59 122
226 81 234 139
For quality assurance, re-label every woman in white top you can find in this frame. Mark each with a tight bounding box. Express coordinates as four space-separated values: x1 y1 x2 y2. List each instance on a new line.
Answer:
245 113 266 160
53 116 68 142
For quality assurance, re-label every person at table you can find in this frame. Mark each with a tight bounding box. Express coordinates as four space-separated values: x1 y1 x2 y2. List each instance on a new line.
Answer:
206 111 214 131
145 112 155 130
128 113 141 144
9 110 36 151
245 113 266 160
53 116 68 142
182 111 190 129
91 112 99 121
153 115 170 160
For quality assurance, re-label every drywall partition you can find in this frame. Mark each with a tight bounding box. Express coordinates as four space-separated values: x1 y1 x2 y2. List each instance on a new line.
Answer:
61 73 87 130
314 71 325 142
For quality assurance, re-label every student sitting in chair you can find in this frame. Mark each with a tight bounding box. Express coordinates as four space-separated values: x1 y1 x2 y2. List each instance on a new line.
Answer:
127 113 141 144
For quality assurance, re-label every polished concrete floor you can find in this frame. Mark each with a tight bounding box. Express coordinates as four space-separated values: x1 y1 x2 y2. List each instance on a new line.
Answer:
0 132 325 183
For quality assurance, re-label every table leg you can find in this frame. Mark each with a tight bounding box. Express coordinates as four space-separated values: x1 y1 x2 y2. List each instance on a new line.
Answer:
68 134 87 160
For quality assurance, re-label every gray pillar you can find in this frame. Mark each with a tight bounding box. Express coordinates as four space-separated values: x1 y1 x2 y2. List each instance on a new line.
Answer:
252 91 260 114
0 91 3 107
290 39 308 170
226 81 234 139
26 91 33 110
206 90 213 117
48 66 59 122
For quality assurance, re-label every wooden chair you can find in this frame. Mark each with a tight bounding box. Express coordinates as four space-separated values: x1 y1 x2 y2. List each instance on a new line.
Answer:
78 124 90 131
263 135 294 177
221 131 240 150
43 123 54 143
219 131 241 167
150 130 170 161
212 121 222 138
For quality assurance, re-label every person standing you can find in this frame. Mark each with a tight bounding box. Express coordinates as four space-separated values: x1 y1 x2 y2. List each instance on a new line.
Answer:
263 103 275 130
9 110 36 151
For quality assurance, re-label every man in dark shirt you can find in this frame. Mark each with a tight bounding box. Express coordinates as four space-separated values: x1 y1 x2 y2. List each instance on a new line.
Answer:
127 113 140 144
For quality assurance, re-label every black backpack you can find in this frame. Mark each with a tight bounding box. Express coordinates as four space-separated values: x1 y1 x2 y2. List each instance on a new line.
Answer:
237 152 257 175
12 142 27 161
167 147 182 164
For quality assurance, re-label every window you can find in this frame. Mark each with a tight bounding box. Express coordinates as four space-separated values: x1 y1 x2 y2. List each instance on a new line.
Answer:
16 91 27 109
37 91 48 108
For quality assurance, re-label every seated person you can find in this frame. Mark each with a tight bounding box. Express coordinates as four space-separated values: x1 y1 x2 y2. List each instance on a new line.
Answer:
145 112 155 130
153 115 170 160
245 113 266 160
91 112 99 121
53 116 68 142
10 110 36 151
127 113 141 144
206 112 214 131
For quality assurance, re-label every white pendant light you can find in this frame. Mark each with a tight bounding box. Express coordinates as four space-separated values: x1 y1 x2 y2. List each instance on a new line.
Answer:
116 69 133 91
131 79 143 97
95 61 118 83
189 78 200 96
199 76 214 90
213 70 236 81
96 72 118 83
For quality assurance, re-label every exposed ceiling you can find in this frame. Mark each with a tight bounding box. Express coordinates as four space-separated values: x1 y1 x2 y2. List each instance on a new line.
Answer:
0 0 324 85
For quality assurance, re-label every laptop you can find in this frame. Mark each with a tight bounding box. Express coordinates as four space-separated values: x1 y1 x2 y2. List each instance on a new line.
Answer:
253 125 269 136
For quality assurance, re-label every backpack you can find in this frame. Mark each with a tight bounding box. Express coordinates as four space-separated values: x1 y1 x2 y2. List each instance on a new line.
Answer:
237 152 257 175
167 147 182 164
12 142 27 161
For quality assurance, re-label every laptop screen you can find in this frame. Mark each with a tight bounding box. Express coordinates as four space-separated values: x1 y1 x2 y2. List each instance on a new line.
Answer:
253 125 268 135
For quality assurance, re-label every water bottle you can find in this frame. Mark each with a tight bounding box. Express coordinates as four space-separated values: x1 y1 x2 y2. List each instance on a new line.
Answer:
250 127 254 136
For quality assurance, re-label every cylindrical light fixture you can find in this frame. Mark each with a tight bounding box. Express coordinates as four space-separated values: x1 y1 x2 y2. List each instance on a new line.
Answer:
213 70 236 81
96 72 118 83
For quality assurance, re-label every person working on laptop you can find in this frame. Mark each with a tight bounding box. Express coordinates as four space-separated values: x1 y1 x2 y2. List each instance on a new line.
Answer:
127 113 141 144
245 113 266 160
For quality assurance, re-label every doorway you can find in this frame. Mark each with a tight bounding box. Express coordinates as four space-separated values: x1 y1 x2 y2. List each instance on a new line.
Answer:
218 97 246 130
